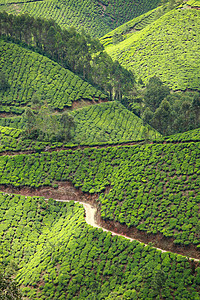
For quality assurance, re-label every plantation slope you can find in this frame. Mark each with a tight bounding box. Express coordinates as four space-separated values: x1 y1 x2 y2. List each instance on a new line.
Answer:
0 40 106 112
0 102 161 153
71 102 161 143
104 8 200 91
101 6 166 48
163 128 200 143
0 0 162 37
0 142 199 248
187 0 200 7
1 193 200 299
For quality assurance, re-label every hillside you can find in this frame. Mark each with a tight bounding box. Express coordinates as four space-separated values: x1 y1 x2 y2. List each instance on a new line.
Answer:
0 0 161 37
103 6 200 90
0 142 199 252
1 193 200 299
0 102 160 153
0 40 106 113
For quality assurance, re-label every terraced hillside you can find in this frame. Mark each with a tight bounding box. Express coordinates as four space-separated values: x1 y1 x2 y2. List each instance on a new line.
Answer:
0 102 160 153
0 0 161 37
162 128 200 143
0 142 199 250
103 7 200 91
0 40 106 113
1 193 200 299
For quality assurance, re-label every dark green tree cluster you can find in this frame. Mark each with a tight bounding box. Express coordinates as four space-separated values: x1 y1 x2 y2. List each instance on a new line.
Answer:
0 12 135 100
23 106 75 142
128 76 200 135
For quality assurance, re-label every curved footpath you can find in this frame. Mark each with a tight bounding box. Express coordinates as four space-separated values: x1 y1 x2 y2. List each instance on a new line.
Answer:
54 198 200 263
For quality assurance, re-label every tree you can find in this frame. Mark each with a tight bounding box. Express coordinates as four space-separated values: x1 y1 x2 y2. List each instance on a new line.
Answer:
23 107 36 136
151 269 166 298
59 111 75 142
151 99 173 135
144 76 170 112
191 93 200 127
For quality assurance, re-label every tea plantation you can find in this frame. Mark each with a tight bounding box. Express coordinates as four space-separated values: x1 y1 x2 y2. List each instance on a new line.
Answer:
0 40 106 112
163 128 200 143
0 142 199 247
0 0 161 37
70 102 160 143
1 193 200 299
104 7 200 90
0 102 160 153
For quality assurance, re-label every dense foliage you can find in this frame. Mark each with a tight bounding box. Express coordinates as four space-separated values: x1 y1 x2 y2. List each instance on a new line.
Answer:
0 13 135 100
0 142 199 246
0 102 160 153
104 8 200 91
163 128 200 142
0 40 106 112
141 77 200 135
1 193 199 299
0 0 161 37
71 102 160 143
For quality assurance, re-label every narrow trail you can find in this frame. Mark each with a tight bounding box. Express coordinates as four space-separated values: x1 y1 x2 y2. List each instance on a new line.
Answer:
53 198 200 263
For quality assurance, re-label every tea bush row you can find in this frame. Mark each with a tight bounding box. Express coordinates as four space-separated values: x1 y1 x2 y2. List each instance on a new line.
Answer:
71 102 160 143
0 40 105 112
0 0 161 37
105 8 200 91
1 193 199 299
0 142 199 246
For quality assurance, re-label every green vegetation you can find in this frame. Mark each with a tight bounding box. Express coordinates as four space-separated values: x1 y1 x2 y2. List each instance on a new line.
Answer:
163 128 200 142
139 77 200 135
1 193 200 299
0 102 160 153
187 0 200 7
0 0 161 37
71 102 160 143
0 142 199 246
101 6 167 47
0 40 106 112
104 8 200 90
0 12 136 103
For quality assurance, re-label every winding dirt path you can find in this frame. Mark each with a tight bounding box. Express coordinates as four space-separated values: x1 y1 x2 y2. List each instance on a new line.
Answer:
54 198 200 263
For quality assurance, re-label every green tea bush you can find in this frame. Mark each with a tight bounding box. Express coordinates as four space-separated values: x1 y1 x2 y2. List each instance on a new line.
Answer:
0 40 105 112
0 0 161 37
1 193 199 299
0 142 199 246
105 8 200 90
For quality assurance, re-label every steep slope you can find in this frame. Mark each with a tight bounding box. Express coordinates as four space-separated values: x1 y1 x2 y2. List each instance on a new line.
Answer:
70 102 161 143
0 40 106 113
0 0 161 37
103 7 200 90
0 142 199 251
0 102 161 153
1 193 200 299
